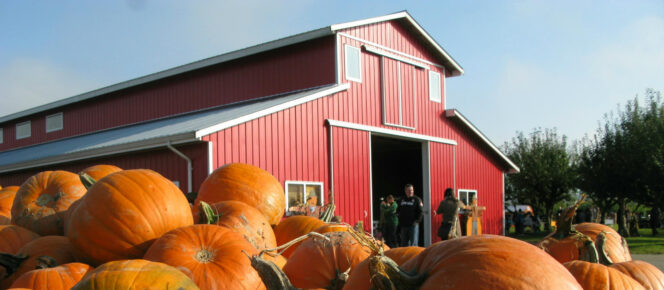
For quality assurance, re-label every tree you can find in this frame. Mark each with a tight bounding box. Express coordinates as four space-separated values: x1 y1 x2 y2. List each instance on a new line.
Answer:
504 128 577 232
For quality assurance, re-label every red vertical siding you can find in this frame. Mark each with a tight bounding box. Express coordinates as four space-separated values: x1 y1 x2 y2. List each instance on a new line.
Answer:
429 142 455 242
332 127 371 230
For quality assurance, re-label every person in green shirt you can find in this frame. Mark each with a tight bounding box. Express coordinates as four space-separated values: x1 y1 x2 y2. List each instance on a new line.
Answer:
380 194 398 248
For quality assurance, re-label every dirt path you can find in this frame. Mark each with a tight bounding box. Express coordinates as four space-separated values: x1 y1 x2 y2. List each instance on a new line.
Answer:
632 254 664 271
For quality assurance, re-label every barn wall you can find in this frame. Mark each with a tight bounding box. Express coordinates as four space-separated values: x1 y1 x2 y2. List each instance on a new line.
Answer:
429 142 455 242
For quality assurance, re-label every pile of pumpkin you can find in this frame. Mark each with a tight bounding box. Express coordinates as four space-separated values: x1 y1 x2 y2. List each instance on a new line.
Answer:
0 163 662 289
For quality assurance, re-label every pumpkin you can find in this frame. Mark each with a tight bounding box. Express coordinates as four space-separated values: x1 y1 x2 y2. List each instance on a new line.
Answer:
195 163 285 226
0 186 19 225
144 224 265 290
65 169 193 266
78 164 122 189
283 231 374 289
0 236 76 289
274 216 325 258
11 171 86 236
575 222 632 263
0 225 40 254
314 223 351 235
564 260 645 289
10 257 92 290
610 260 664 290
71 259 199 290
343 246 424 290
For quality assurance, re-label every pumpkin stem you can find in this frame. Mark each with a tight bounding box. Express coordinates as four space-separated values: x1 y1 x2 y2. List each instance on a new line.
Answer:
35 256 58 269
195 249 215 263
551 194 587 240
320 190 337 222
246 251 300 290
0 253 28 278
595 231 614 266
367 255 426 290
199 201 221 224
261 231 330 257
578 237 599 263
79 173 97 190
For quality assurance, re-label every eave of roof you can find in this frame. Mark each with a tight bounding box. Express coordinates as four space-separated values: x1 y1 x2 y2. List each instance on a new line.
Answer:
444 109 520 174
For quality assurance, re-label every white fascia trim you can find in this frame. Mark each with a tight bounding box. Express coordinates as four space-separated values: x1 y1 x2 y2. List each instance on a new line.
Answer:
327 119 456 145
340 33 442 69
444 109 520 173
331 11 410 31
0 132 199 174
196 84 350 138
363 45 429 69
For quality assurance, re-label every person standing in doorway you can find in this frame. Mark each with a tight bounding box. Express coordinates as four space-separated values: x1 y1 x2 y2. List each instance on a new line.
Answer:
380 194 398 248
434 188 467 240
398 184 423 247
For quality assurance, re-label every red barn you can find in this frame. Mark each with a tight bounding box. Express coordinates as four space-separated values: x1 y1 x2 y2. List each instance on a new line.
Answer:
0 12 518 245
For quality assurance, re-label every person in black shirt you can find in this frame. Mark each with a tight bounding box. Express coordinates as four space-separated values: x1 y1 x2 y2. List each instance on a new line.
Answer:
398 183 423 246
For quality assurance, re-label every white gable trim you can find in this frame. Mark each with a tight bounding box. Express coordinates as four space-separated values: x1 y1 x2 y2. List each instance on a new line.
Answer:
327 119 456 145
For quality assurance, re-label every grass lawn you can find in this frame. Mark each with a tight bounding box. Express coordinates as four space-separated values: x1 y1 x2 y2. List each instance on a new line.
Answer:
506 225 664 254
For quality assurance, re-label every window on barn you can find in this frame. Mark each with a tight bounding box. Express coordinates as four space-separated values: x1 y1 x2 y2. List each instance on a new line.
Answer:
0 128 3 143
429 70 441 103
345 45 362 82
46 112 63 133
285 181 324 217
16 121 31 140
458 189 478 206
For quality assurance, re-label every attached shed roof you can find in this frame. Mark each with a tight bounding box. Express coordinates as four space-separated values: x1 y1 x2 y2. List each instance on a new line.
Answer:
0 84 349 173
0 11 462 124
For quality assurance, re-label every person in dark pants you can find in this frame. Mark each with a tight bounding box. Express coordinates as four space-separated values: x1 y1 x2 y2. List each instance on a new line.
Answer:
434 188 467 240
380 194 398 248
397 184 423 247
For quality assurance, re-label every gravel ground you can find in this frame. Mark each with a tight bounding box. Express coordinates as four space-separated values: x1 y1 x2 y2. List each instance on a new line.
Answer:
632 254 664 271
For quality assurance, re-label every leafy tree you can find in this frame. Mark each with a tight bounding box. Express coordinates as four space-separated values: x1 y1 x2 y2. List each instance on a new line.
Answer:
504 128 577 232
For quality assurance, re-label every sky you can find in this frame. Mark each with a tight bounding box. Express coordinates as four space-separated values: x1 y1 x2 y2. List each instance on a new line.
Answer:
1 1 662 146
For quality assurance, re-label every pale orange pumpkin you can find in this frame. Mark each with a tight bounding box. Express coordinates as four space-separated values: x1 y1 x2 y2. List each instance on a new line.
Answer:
564 260 645 289
71 259 199 290
78 164 122 189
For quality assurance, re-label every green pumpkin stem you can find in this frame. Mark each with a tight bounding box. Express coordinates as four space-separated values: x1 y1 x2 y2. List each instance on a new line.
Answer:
0 253 28 278
367 255 426 290
551 194 587 240
35 255 58 269
579 238 599 263
79 173 97 190
247 251 299 290
595 231 614 266
199 201 221 224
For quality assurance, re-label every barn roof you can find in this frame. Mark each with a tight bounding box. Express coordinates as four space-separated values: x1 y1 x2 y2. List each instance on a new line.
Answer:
0 11 462 124
0 84 349 173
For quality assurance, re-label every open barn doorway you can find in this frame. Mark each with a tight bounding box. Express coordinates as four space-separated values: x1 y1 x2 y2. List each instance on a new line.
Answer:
371 135 424 246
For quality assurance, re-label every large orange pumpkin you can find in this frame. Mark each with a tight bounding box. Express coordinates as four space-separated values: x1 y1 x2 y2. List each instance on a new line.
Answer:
78 164 122 189
610 260 664 290
0 186 19 225
144 224 265 290
65 169 193 266
10 259 92 290
564 260 645 289
0 236 76 289
274 216 325 258
343 246 424 290
11 171 86 235
71 259 199 290
575 222 632 263
195 163 285 226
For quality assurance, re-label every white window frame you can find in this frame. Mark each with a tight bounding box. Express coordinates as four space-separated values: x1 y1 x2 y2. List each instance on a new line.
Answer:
458 189 478 206
429 70 442 103
16 121 31 140
45 112 63 133
0 128 3 144
344 44 362 83
285 181 324 215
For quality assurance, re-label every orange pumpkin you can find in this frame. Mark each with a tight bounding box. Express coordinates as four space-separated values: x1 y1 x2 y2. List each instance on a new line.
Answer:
144 224 265 290
65 169 193 266
78 164 122 189
10 259 92 290
0 225 40 254
274 216 325 258
574 222 632 263
0 236 76 289
71 259 199 290
195 163 285 226
564 260 645 289
344 246 424 290
0 186 19 225
610 260 664 290
314 223 351 234
11 171 86 235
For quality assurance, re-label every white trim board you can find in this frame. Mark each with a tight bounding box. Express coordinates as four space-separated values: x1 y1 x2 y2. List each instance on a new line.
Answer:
327 119 456 145
363 45 429 69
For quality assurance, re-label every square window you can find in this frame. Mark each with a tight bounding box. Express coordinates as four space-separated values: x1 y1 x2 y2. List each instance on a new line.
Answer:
285 181 324 217
345 45 362 82
16 121 31 140
429 70 441 103
46 112 63 133
458 189 478 206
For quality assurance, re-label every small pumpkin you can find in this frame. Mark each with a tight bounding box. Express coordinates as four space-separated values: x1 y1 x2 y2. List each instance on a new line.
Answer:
0 186 19 225
71 259 199 290
65 169 194 266
564 260 644 289
0 236 76 289
195 163 285 226
11 171 87 235
144 224 265 290
9 257 92 290
274 216 325 258
78 164 122 189
0 225 40 254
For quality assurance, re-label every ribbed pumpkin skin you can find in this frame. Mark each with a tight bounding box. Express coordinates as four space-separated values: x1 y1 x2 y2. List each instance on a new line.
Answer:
0 186 19 225
343 246 424 290
1 236 76 289
144 224 264 290
400 235 583 289
610 260 664 290
71 259 199 290
78 165 122 181
274 216 325 258
11 171 86 235
314 223 351 234
564 260 645 290
0 225 40 254
65 169 194 266
195 163 285 226
283 231 373 289
575 223 632 263
193 200 277 251
10 262 92 290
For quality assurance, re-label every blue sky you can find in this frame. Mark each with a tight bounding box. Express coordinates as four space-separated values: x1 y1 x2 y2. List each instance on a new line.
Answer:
1 1 662 146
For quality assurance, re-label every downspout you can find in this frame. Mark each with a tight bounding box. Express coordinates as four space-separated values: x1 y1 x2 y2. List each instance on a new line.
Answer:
167 142 192 193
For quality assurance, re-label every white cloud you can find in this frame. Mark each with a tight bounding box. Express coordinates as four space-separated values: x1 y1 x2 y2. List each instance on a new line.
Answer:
0 58 99 117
